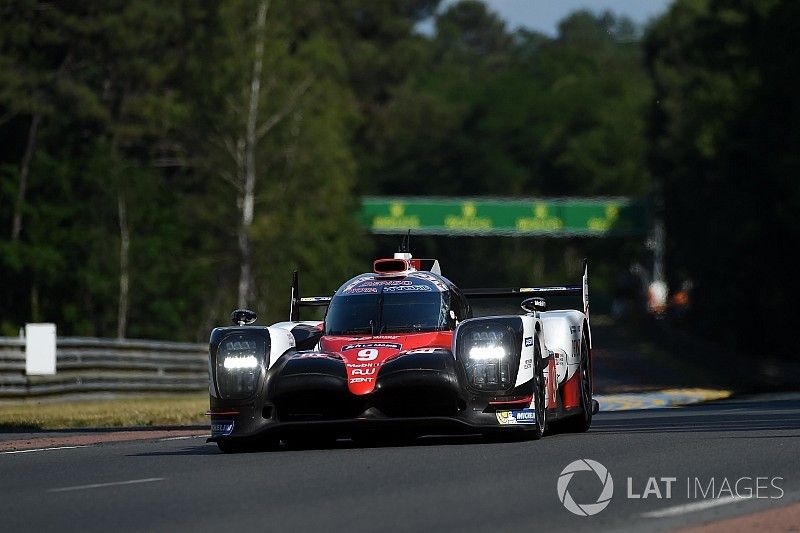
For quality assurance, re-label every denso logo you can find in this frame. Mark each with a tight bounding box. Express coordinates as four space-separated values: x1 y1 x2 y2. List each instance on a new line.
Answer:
404 347 439 354
525 336 534 347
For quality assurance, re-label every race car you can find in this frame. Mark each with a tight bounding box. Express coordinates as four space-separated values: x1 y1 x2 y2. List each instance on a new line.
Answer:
207 245 597 452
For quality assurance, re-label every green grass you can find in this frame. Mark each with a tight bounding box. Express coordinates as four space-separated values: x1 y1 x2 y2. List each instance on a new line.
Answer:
0 394 209 430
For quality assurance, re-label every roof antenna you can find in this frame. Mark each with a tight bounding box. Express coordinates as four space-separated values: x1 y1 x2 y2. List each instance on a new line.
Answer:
398 229 411 253
395 230 412 260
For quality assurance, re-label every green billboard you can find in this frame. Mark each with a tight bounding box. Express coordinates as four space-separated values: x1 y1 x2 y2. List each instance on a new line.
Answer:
360 197 649 237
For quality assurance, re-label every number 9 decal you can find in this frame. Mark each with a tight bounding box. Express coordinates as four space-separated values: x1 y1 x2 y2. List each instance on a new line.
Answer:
357 349 378 361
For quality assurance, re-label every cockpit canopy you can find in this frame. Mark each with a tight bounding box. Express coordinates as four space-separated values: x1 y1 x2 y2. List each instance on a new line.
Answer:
324 272 464 336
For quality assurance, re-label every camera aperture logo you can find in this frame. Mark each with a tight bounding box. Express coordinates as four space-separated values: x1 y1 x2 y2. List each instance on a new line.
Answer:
557 460 785 517
557 459 614 516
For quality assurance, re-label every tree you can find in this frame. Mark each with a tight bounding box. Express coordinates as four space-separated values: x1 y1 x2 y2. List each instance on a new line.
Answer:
646 0 800 357
185 0 368 327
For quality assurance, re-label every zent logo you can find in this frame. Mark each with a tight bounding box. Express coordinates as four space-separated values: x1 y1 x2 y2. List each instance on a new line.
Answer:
557 459 614 516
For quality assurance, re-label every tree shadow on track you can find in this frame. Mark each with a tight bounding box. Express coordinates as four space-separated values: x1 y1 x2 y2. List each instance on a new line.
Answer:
590 399 800 434
129 444 221 456
127 433 533 456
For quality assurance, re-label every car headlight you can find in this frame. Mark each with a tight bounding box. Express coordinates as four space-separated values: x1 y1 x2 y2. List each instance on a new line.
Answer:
457 320 520 391
214 333 267 399
468 343 508 360
223 354 259 369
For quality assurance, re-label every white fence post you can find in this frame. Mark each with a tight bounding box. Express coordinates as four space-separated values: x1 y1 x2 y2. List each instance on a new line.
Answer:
25 323 57 375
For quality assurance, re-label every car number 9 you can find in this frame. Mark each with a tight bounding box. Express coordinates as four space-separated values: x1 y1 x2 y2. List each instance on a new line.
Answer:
357 349 378 361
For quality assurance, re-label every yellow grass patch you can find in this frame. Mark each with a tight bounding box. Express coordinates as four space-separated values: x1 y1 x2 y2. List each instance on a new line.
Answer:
0 394 209 429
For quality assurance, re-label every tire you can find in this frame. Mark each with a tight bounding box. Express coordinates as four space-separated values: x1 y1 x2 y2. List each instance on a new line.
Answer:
556 331 593 433
526 337 548 440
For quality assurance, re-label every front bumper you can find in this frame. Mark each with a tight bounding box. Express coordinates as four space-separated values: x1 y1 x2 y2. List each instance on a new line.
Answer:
207 409 538 443
209 347 537 442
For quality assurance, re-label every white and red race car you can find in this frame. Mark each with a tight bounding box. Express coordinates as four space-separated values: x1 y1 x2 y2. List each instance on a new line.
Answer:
207 246 596 452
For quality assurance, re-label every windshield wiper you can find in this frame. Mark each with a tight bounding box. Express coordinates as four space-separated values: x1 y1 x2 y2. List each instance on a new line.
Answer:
383 324 431 333
340 327 372 335
375 287 385 335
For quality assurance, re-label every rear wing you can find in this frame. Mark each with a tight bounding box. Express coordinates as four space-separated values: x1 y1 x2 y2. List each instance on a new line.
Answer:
462 259 590 318
289 271 332 321
288 259 443 321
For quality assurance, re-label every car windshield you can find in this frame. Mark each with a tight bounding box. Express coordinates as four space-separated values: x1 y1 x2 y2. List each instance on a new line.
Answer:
325 290 450 335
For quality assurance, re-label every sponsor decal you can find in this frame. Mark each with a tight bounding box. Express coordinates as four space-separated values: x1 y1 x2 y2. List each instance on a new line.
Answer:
524 336 534 347
342 277 437 294
496 411 515 425
372 202 421 230
382 284 431 292
412 272 448 291
343 287 379 294
346 362 382 368
341 342 402 351
349 377 374 384
495 409 538 425
350 368 376 376
516 204 564 232
340 276 373 293
570 325 578 334
295 352 338 360
211 420 234 437
523 358 532 370
404 347 440 354
444 201 492 230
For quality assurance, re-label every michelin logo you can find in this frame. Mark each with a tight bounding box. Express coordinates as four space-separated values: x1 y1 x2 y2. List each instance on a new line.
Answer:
211 421 234 437
496 409 537 425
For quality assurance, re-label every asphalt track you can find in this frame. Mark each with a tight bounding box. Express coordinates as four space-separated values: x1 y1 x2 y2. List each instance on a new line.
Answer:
2 395 799 532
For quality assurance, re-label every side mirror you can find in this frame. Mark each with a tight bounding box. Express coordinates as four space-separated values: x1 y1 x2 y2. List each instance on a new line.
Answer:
521 297 547 314
230 309 257 326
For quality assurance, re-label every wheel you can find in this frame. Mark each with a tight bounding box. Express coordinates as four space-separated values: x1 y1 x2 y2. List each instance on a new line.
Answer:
527 337 548 440
556 331 593 433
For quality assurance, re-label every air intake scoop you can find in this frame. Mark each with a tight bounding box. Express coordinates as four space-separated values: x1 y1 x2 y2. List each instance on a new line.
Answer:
373 258 414 276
